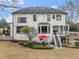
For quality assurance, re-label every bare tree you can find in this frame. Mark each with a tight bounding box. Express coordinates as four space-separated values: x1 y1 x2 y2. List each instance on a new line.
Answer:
0 0 24 21
63 0 79 22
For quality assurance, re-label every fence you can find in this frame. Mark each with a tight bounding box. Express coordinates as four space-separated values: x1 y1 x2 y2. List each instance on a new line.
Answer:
69 32 79 39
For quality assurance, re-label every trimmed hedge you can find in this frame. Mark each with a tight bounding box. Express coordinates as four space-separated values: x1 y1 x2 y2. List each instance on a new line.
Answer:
17 40 53 49
18 41 33 47
27 41 33 48
31 44 53 49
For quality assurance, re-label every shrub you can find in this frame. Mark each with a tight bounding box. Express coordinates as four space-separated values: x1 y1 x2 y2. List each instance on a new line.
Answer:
27 41 33 48
23 42 28 47
18 41 32 47
11 40 18 43
19 42 24 45
75 42 79 48
17 40 27 45
18 40 53 49
31 44 53 49
0 31 3 36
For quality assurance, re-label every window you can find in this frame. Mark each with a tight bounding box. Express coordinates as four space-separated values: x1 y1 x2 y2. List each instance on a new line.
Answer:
66 26 68 31
38 26 40 33
16 26 26 33
53 26 59 35
17 17 26 23
42 26 47 33
52 15 55 19
56 15 61 21
17 26 22 33
38 26 50 34
47 15 51 21
60 26 63 32
33 15 36 21
60 26 63 35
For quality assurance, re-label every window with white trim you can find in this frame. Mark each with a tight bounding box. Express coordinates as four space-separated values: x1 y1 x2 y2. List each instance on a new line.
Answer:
16 26 28 34
38 26 50 34
16 26 23 33
47 15 51 21
17 17 27 23
65 26 68 31
33 15 36 21
52 15 55 19
56 15 61 21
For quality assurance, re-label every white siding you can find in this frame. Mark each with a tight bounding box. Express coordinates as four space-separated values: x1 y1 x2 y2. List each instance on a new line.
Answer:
14 34 29 40
12 14 69 40
13 14 66 25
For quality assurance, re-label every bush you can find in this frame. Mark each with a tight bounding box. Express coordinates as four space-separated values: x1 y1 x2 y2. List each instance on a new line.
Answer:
0 31 3 36
75 42 79 48
18 40 53 49
31 44 53 49
27 41 33 48
17 41 28 46
19 42 24 45
23 42 28 47
11 40 18 43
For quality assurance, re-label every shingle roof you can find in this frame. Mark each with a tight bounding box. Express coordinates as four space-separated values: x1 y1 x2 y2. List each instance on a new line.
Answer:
12 7 67 14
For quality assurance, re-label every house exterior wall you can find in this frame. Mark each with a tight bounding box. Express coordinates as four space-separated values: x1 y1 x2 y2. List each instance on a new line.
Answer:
9 23 13 37
12 14 69 40
13 14 66 26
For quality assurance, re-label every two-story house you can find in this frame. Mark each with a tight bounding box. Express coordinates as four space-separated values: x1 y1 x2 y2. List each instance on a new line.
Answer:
12 7 69 48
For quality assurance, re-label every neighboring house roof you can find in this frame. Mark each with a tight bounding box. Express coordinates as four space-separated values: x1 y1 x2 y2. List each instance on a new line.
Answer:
0 23 4 28
12 7 67 14
0 23 9 28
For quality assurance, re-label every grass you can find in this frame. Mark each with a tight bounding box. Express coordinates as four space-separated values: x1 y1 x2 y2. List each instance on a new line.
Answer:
0 41 79 59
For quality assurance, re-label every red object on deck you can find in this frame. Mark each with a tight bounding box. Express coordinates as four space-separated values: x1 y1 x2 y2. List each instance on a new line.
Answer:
38 35 48 39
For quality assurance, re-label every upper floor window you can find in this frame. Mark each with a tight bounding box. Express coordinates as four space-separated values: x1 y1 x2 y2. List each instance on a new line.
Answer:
33 15 36 21
47 15 51 21
52 15 55 19
56 15 61 21
17 17 27 23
